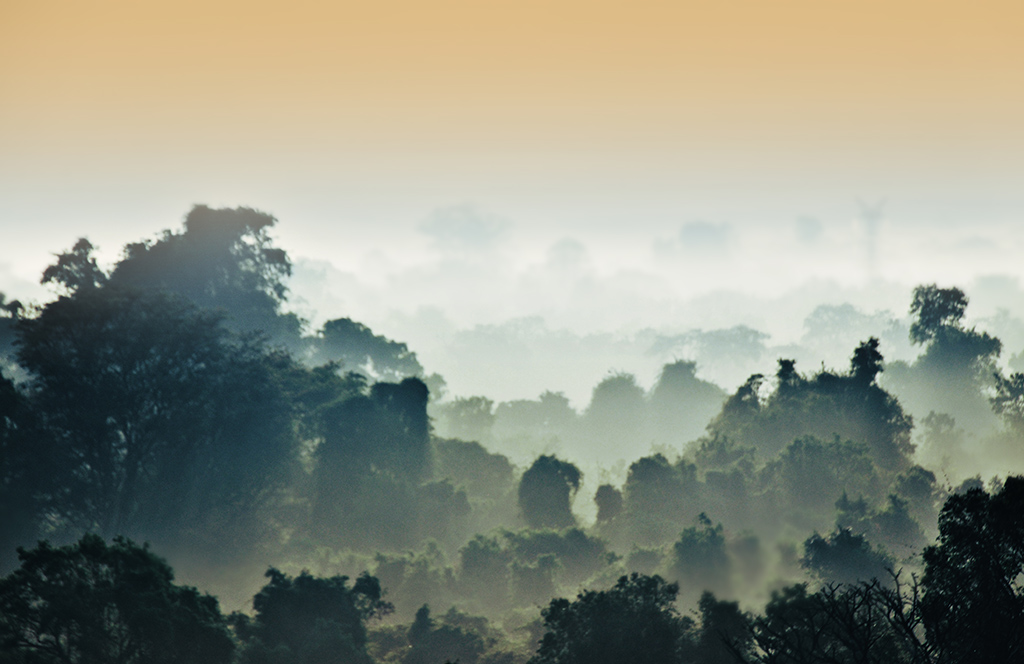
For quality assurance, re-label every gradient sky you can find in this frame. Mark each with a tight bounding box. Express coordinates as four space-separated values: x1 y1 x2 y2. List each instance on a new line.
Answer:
3 0 1023 356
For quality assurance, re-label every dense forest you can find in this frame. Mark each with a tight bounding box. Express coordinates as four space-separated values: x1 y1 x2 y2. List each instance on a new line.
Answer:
2 206 1024 663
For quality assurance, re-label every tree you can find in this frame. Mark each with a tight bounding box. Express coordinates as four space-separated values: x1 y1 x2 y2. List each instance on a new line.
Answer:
16 287 298 544
801 528 893 586
518 455 582 530
107 205 301 342
921 475 1024 663
0 535 233 664
530 573 692 664
909 284 969 345
309 317 424 381
40 237 108 294
233 568 391 664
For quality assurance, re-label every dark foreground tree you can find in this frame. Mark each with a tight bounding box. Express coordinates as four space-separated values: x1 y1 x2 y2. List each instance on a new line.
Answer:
232 568 392 664
530 573 691 664
0 535 233 664
921 475 1024 663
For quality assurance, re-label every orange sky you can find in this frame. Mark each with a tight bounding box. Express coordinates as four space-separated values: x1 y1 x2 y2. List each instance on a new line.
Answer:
1 0 1023 297
3 0 1022 157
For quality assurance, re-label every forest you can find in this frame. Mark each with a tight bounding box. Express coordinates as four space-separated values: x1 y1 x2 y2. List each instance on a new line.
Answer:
2 205 1024 663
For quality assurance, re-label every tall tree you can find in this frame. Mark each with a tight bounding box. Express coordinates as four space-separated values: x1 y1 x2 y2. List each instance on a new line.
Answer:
16 287 297 543
107 205 301 342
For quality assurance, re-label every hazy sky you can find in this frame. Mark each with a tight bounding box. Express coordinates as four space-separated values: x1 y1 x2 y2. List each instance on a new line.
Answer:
3 0 1023 400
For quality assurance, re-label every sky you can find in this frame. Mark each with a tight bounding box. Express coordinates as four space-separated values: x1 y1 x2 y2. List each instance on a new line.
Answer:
3 0 1023 401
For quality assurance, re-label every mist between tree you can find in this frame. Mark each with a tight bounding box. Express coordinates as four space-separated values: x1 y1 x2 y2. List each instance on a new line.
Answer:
2 205 1024 663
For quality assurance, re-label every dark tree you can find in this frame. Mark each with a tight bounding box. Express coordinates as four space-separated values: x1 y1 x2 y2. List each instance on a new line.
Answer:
909 284 969 345
107 205 301 342
310 317 425 381
233 568 391 664
801 528 893 586
0 369 48 569
530 573 692 664
921 475 1024 663
0 535 233 664
16 287 298 544
518 455 582 530
594 484 623 523
40 237 108 294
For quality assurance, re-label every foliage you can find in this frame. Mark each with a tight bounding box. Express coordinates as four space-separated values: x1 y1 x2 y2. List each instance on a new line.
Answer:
233 568 391 664
0 535 233 664
15 287 298 544
921 476 1024 663
108 205 300 342
518 456 582 530
529 573 692 664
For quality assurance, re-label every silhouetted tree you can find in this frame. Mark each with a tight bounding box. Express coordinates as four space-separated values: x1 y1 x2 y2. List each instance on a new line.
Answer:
530 573 693 664
233 568 391 664
921 475 1024 663
310 317 425 381
594 484 623 523
40 237 108 294
909 284 969 345
0 535 234 664
16 287 298 545
801 528 893 586
518 456 582 530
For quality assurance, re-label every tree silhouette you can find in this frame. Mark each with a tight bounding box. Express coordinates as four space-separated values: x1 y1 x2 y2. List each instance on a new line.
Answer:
921 475 1024 663
909 284 969 345
530 573 692 664
0 535 234 664
232 568 391 664
16 287 298 543
518 455 582 530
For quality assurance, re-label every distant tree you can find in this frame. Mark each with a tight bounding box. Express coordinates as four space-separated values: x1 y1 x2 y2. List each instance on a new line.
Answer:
40 237 108 294
909 284 969 345
233 568 391 664
649 360 727 446
671 514 731 600
0 535 233 664
594 484 623 523
518 455 582 530
991 370 1024 433
310 317 424 381
921 475 1024 663
530 573 692 664
801 528 893 586
583 373 647 457
436 395 496 442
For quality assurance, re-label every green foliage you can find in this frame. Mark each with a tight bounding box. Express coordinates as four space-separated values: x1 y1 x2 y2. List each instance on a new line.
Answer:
0 535 233 664
530 573 693 664
233 568 391 664
517 456 582 530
